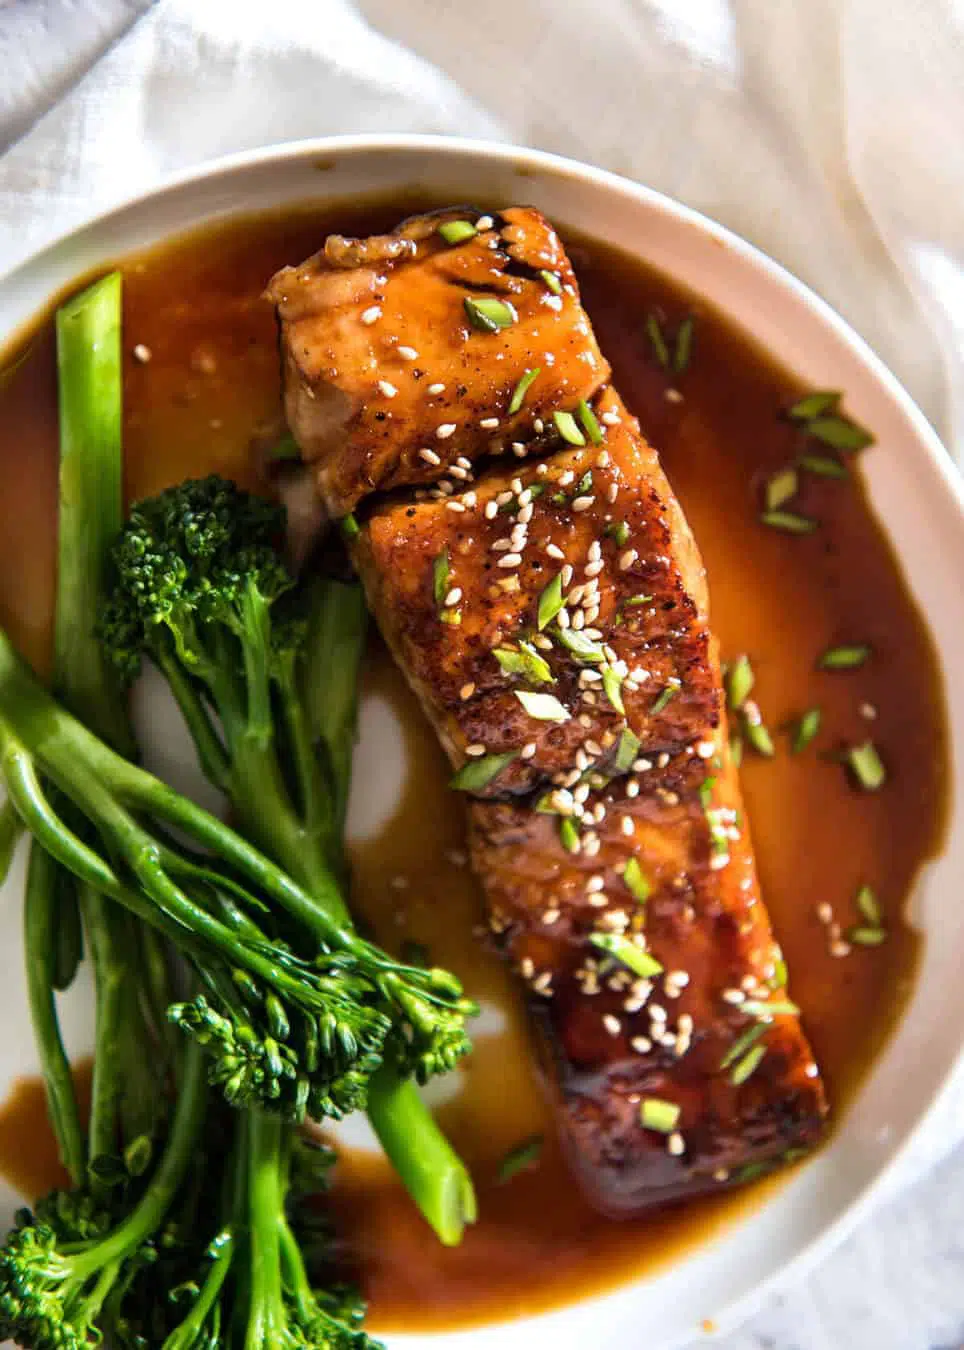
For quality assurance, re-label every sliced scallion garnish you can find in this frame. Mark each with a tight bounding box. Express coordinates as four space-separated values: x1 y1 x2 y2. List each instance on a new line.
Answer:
438 219 478 245
847 925 887 946
743 717 775 757
640 1098 681 1133
553 409 586 447
464 296 517 333
622 857 650 904
725 654 754 710
555 628 606 662
559 817 580 853
799 453 847 478
818 643 871 670
497 1134 543 1182
537 573 564 630
576 398 603 445
765 467 798 511
791 708 821 753
508 367 540 415
340 512 360 540
760 509 817 534
845 741 886 791
495 642 553 684
788 390 840 421
719 1021 766 1071
650 682 679 716
539 270 563 295
673 316 694 374
729 1043 767 1086
645 312 670 369
515 690 569 722
589 932 662 978
432 548 450 611
602 667 625 714
450 751 517 792
856 884 881 925
614 728 641 774
806 415 873 452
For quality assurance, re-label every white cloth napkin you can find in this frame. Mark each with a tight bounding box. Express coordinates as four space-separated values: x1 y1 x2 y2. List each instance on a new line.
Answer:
0 2 962 1346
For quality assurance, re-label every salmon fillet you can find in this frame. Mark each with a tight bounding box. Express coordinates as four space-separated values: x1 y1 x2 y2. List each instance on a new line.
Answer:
265 207 609 516
268 208 828 1213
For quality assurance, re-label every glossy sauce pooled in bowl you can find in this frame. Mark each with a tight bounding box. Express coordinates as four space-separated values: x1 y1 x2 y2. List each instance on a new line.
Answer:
0 199 947 1332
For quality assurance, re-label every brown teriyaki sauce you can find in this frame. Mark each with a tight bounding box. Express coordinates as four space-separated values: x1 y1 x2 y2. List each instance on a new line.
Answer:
0 196 947 1332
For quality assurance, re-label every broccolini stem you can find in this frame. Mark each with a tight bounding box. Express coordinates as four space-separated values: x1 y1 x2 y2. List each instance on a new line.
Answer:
243 1109 288 1348
65 1038 208 1286
0 797 22 885
23 844 85 1186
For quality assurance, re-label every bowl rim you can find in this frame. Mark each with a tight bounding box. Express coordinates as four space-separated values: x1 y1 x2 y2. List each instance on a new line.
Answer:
1 131 962 1346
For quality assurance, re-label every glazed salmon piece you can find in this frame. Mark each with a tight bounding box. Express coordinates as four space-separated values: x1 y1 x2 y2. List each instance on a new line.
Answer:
265 207 609 516
352 388 719 798
469 723 826 1212
270 209 828 1214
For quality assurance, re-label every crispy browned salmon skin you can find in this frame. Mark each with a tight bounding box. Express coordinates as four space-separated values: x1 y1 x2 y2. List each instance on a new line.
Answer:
269 207 827 1213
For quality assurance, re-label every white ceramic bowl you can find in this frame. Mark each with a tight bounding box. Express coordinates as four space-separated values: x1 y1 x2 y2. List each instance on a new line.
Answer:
0 136 962 1350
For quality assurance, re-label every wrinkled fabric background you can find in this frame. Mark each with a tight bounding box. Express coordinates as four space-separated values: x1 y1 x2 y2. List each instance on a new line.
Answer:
0 2 962 1346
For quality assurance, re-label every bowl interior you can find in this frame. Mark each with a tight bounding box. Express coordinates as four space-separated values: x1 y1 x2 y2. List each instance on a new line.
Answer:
0 137 961 1350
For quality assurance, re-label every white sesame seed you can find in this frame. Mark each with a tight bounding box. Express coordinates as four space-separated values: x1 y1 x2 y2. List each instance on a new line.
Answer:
521 741 537 759
631 1036 652 1054
533 971 553 993
520 957 535 979
830 940 852 958
588 892 608 907
571 610 585 631
491 537 512 551
584 835 601 857
722 989 745 1005
601 411 621 426
619 548 638 571
532 635 553 651
460 683 476 701
860 702 878 720
361 306 382 325
603 1014 622 1037
482 499 498 520
713 1168 730 1183
648 1003 667 1023
667 1132 685 1156
445 500 466 513
480 417 500 430
466 744 487 757
596 450 611 468
817 902 833 924
584 559 604 578
584 604 601 625
607 483 619 504
665 388 684 404
546 542 565 560
588 540 602 563
462 490 477 506
625 779 640 799
398 345 419 361
390 875 409 890
657 752 671 768
437 423 457 440
561 563 574 586
419 447 441 466
572 496 596 512
557 607 571 629
427 382 446 395
377 379 398 398
450 465 469 480
542 908 561 925
621 815 634 837
497 553 522 569
709 854 729 871
132 343 152 363
444 587 463 607
533 418 545 433
476 215 494 230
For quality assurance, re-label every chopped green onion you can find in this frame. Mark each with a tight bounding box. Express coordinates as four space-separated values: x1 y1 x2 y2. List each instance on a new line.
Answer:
515 690 569 722
765 467 798 511
743 717 775 757
450 751 517 792
771 956 788 989
650 682 679 716
791 708 821 753
552 409 586 446
698 776 716 809
856 884 881 925
626 594 653 607
729 734 743 767
559 818 580 853
267 433 301 462
606 520 630 547
537 573 564 630
788 390 840 421
729 1043 767 1086
539 270 563 295
622 857 650 904
555 628 606 662
720 1022 766 1071
725 654 754 710
645 312 670 369
602 667 625 714
508 367 540 415
640 1098 681 1133
498 1134 543 1182
740 1000 800 1019
614 728 641 774
464 296 517 333
673 316 694 374
847 925 887 946
440 610 462 626
589 932 662 978
760 510 817 534
576 398 603 444
574 470 593 495
432 548 450 610
495 642 554 684
439 219 478 245
845 741 886 791
340 512 361 540
819 643 871 670
799 453 847 478
806 415 873 452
